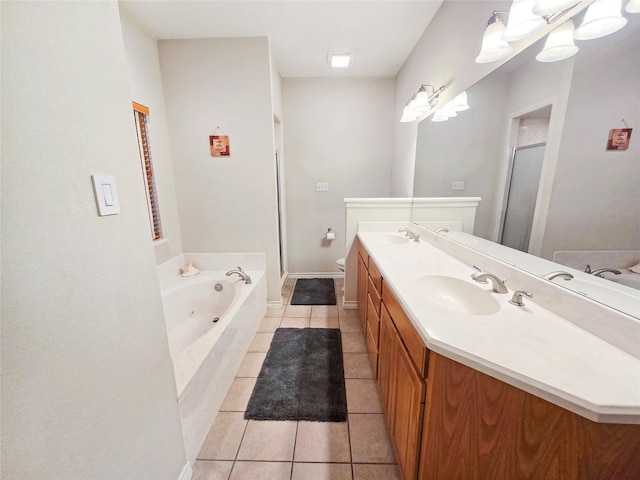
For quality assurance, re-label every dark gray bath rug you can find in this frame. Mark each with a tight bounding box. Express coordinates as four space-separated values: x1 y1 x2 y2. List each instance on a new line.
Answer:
290 278 336 305
244 328 347 422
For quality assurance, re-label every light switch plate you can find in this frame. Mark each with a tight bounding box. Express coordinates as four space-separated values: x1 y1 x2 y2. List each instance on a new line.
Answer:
316 182 329 192
451 180 465 191
92 175 120 216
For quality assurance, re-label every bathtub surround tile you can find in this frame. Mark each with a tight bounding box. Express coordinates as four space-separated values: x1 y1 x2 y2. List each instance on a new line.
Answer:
341 332 368 353
349 414 396 463
312 305 339 317
291 462 353 480
345 379 383 413
343 354 375 379
236 352 267 377
248 332 274 352
230 461 292 480
198 412 247 460
236 420 297 461
192 460 234 480
310 317 339 329
283 305 312 317
279 317 310 329
353 463 401 480
294 421 351 463
339 317 363 333
258 316 281 332
220 377 257 412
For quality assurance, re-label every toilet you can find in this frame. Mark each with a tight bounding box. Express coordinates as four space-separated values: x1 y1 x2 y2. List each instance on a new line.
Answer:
336 257 345 272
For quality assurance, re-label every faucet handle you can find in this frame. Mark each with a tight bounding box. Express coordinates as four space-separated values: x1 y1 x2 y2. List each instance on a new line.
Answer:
509 290 533 307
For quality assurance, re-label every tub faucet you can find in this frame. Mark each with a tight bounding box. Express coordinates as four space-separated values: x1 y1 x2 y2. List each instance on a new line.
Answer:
226 266 252 284
471 271 508 294
543 271 574 281
590 268 622 278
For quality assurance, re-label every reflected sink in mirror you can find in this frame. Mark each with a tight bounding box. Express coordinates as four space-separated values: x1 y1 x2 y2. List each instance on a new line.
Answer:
417 275 501 316
375 234 410 245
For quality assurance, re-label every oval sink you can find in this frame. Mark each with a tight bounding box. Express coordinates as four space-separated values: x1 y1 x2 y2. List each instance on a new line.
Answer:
417 275 501 316
376 234 410 245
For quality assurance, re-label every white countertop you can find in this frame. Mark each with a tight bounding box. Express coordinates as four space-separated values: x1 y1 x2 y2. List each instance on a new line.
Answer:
357 231 640 424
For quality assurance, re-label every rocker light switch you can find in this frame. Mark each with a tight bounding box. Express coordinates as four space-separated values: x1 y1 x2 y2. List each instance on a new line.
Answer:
316 182 329 192
92 175 120 216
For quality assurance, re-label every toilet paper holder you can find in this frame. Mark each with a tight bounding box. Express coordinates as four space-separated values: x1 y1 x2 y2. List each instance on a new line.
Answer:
325 228 336 240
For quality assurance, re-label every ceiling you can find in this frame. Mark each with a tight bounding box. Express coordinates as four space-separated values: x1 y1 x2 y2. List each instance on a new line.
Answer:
119 1 443 78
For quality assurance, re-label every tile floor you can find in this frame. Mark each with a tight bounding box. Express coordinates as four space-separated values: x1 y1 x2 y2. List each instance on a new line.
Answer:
193 278 400 480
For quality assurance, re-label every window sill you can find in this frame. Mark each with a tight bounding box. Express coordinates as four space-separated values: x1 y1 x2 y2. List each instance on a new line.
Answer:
153 237 170 247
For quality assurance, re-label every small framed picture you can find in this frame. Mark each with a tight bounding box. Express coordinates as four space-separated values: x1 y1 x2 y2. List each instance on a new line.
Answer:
210 135 230 156
606 128 632 151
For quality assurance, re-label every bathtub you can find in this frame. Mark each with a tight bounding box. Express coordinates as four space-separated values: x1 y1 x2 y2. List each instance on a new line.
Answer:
161 269 267 464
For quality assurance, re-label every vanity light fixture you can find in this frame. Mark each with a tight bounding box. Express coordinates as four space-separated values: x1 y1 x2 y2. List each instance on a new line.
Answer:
536 19 579 61
400 84 445 123
449 91 470 112
503 0 548 41
328 53 352 68
533 0 581 16
574 0 628 39
476 12 514 63
431 91 470 122
627 0 640 13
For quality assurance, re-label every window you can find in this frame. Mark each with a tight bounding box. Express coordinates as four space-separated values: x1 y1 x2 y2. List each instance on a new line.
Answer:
133 102 162 241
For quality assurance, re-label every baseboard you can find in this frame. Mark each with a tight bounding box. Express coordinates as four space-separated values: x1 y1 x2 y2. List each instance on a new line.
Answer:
268 299 284 309
177 462 192 480
342 300 358 309
287 272 345 279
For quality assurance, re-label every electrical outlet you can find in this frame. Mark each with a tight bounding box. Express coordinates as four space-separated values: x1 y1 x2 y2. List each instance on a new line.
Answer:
451 180 465 191
316 182 329 192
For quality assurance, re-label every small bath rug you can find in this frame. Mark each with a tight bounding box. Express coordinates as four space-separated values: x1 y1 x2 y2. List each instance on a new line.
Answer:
244 328 347 422
290 278 336 305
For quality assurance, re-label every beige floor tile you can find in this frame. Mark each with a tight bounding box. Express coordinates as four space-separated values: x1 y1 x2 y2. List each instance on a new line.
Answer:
294 421 351 463
349 414 396 463
343 353 375 379
236 352 266 377
284 305 312 317
334 277 344 286
280 317 310 328
310 317 339 329
345 379 383 413
353 463 401 480
339 317 362 333
341 332 368 353
249 332 274 352
192 460 234 480
338 307 360 318
265 306 285 318
198 412 247 460
258 316 282 332
311 305 339 317
292 462 353 480
220 377 257 412
236 420 297 461
230 461 292 480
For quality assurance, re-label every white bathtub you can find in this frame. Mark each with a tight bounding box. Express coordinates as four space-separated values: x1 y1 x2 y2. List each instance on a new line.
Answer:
161 269 267 464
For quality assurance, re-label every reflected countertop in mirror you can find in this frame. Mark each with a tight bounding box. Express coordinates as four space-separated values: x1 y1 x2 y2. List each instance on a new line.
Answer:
411 10 640 318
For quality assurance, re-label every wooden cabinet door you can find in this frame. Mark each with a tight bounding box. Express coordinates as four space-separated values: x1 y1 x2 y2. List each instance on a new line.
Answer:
357 254 368 332
378 305 394 415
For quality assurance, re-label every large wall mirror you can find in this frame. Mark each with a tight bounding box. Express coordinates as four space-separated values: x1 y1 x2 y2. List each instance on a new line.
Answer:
412 9 640 318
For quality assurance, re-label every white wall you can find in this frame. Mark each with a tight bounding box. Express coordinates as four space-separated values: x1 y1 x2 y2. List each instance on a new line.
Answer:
158 37 282 302
1 2 186 478
120 13 184 265
541 17 640 258
282 78 395 273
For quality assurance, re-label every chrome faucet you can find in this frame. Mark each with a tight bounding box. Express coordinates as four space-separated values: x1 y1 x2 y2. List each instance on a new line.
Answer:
225 266 252 284
398 228 420 242
435 228 449 234
509 290 533 307
590 268 622 278
398 228 410 236
471 271 508 294
543 271 574 281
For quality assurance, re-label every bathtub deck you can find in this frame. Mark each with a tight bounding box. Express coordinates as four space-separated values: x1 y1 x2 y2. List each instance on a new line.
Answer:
192 277 400 480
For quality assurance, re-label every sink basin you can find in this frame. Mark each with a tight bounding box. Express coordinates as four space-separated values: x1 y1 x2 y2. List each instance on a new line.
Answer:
417 275 501 316
375 234 410 245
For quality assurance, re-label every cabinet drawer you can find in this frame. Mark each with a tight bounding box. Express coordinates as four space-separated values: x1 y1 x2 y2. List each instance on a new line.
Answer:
365 316 379 377
368 259 383 294
382 284 429 378
367 275 382 316
358 241 369 266
367 294 380 346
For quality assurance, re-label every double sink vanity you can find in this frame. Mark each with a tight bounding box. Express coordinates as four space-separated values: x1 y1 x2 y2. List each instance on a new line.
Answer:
355 225 640 480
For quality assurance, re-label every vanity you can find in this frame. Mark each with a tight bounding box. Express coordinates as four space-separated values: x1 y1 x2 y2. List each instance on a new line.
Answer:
356 227 640 480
